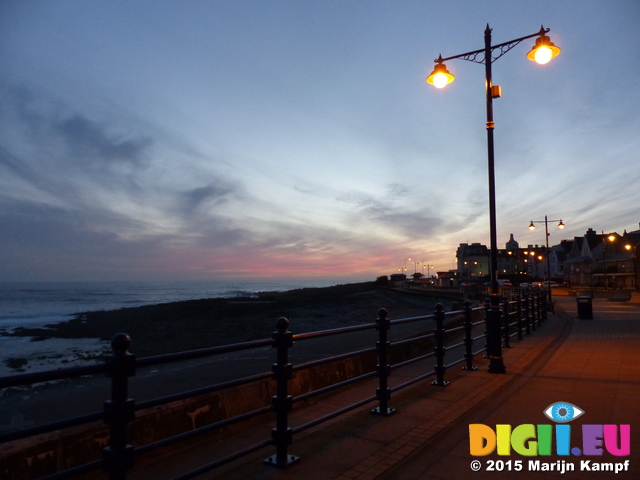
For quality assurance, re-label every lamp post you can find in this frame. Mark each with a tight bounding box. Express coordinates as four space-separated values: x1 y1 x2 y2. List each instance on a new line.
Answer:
423 262 434 279
404 258 412 278
625 243 639 289
427 25 560 374
528 216 565 302
602 233 616 289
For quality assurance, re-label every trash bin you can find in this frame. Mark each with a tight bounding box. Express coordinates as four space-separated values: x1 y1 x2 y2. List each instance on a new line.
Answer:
576 296 593 319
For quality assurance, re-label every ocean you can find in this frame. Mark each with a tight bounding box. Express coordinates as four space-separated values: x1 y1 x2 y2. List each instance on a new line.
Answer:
0 278 360 331
0 278 365 376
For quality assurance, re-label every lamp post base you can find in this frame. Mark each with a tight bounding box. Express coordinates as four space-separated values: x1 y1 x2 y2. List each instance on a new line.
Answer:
488 356 506 374
487 294 507 374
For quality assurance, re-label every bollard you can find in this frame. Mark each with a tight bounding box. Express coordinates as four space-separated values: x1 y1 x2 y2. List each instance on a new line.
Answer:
462 300 477 371
372 308 395 415
264 317 299 468
103 333 136 480
431 303 449 386
502 299 512 349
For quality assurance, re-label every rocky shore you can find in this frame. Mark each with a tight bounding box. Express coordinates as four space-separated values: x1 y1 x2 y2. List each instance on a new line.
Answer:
5 282 450 359
0 282 455 433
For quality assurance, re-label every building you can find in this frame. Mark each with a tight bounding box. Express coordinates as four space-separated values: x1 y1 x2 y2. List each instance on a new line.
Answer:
456 234 548 281
456 243 489 281
450 223 640 290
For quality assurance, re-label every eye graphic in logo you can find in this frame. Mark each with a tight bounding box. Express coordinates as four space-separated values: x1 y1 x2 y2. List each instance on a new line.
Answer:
543 402 584 423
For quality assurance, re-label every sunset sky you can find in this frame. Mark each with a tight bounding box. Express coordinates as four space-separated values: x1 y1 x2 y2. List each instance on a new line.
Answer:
1 1 639 282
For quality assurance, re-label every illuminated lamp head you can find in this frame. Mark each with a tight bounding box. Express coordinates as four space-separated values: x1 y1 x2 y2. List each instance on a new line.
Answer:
426 58 455 88
526 34 561 65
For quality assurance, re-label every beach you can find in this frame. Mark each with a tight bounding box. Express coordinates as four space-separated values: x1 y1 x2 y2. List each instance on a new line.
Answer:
1 281 450 375
1 281 453 432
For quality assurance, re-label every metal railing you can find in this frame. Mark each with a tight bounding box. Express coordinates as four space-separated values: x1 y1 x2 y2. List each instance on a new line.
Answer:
0 292 547 480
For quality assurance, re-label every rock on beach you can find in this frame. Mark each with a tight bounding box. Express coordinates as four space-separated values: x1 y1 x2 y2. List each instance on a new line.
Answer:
3 281 450 362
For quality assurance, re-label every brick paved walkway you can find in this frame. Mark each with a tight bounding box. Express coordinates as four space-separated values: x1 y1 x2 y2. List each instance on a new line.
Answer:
129 294 640 480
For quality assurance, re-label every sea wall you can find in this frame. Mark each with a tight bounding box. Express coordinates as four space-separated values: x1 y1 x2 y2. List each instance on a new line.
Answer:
0 311 479 479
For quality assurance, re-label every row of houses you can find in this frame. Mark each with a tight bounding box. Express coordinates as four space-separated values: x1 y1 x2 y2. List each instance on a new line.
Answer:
452 224 640 289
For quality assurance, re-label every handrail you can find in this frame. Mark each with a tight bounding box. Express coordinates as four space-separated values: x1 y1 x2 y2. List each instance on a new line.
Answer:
0 291 547 480
293 322 377 340
136 337 276 368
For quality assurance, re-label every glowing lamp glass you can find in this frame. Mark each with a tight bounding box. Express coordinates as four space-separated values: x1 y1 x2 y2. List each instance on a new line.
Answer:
534 46 553 64
526 35 561 65
432 73 449 88
426 62 454 88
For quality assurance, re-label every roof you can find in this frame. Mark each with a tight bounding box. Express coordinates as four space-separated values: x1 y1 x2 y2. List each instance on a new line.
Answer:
565 255 593 264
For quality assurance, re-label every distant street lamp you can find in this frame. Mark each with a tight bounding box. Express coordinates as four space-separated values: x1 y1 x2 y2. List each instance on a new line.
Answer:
427 25 561 374
528 216 565 302
404 258 412 277
422 261 434 278
625 243 639 289
602 233 616 289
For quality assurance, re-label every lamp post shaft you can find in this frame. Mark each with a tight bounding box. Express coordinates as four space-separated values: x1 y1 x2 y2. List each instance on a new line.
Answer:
602 232 608 290
545 215 553 303
485 26 498 297
483 26 505 374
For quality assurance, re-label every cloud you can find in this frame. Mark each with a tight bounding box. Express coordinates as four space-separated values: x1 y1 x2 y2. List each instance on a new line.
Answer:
54 114 152 165
337 184 444 238
181 182 239 214
0 85 157 202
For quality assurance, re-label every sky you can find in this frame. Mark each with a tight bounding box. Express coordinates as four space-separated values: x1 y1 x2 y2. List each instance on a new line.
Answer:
1 1 639 282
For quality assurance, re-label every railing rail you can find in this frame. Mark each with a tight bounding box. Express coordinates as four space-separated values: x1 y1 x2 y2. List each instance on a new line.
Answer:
0 291 547 480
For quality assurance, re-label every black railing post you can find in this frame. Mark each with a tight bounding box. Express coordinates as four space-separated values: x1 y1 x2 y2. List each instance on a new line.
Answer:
529 293 537 332
431 303 449 386
372 308 395 415
523 295 531 335
534 294 541 328
535 293 542 327
538 293 544 327
264 317 299 468
502 299 512 348
483 296 491 356
462 300 477 371
103 333 136 480
516 294 524 340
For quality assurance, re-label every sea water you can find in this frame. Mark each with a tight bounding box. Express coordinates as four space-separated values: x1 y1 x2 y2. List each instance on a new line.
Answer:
0 278 361 376
0 278 357 331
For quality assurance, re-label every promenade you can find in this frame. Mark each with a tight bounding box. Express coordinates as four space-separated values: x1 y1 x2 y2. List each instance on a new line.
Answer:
128 293 640 480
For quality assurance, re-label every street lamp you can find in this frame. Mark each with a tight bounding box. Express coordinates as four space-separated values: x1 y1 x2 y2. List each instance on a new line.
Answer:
602 233 616 289
427 25 561 374
404 257 412 277
528 216 565 302
423 262 434 278
625 243 639 289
